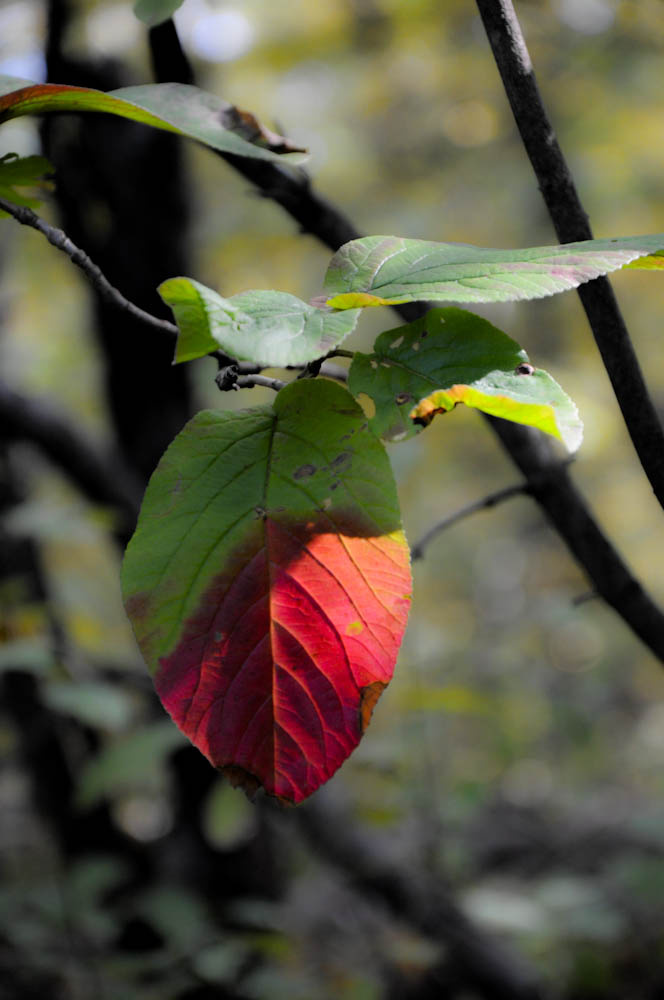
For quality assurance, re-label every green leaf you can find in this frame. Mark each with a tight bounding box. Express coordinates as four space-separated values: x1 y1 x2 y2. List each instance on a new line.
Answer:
159 277 362 366
0 77 307 165
133 0 184 27
323 234 664 308
348 308 582 451
0 152 52 215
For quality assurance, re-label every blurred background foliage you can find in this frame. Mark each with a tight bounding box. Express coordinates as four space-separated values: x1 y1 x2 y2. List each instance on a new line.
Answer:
1 0 664 997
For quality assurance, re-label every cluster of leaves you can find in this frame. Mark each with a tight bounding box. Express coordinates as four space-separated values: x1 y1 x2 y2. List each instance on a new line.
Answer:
2 72 664 804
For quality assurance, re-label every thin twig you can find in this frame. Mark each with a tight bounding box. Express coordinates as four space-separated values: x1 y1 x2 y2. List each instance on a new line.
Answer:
326 348 355 359
411 482 527 560
214 366 286 392
475 0 664 511
0 196 178 340
236 373 286 391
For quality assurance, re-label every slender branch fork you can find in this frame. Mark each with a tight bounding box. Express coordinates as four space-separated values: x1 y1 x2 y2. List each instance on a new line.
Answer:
475 0 664 512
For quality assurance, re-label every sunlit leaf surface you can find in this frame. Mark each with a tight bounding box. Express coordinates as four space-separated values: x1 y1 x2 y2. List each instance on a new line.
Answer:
324 234 664 307
349 309 582 451
160 277 361 365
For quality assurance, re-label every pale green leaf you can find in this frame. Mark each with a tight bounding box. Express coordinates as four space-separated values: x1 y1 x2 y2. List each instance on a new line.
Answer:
324 234 664 307
159 276 361 366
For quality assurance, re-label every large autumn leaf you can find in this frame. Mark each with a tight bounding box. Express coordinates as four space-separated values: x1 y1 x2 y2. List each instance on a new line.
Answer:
159 277 361 366
323 234 664 308
0 76 306 164
122 381 411 804
349 309 582 451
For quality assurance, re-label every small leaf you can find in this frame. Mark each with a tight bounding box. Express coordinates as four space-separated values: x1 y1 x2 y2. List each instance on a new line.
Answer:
133 0 184 27
0 77 307 165
0 152 53 215
348 308 582 451
324 234 664 307
159 277 361 366
122 381 411 804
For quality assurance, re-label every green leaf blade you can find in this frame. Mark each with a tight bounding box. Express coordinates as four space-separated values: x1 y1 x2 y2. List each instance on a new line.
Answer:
348 308 582 451
324 234 664 307
0 78 307 165
159 277 362 367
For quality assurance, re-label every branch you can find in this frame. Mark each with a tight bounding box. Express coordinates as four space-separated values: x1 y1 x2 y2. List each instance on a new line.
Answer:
0 380 142 533
475 0 664 511
411 482 528 560
0 196 178 340
295 796 547 1000
488 417 664 662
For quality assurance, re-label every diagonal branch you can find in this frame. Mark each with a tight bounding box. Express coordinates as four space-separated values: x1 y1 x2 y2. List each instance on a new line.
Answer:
0 380 142 535
488 417 664 661
296 796 547 1000
475 0 664 511
0 195 179 339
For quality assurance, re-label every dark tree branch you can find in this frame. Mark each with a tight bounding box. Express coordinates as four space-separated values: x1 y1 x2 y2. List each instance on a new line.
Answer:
296 797 547 1000
0 196 179 340
475 0 664 511
488 417 664 661
0 380 142 533
411 482 528 560
215 367 286 393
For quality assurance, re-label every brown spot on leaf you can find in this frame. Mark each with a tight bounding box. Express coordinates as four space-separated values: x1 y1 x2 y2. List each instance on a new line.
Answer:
330 451 352 471
125 591 152 624
294 463 317 480
359 681 386 734
395 392 413 405
515 363 535 375
412 406 446 428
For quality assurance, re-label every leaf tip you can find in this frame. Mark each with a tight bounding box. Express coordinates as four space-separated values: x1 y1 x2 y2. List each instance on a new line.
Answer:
359 680 386 734
220 764 263 801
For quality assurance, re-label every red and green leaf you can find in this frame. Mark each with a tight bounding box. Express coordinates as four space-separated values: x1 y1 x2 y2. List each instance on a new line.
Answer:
323 234 664 308
121 381 411 804
348 309 582 451
159 277 361 366
0 77 306 164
